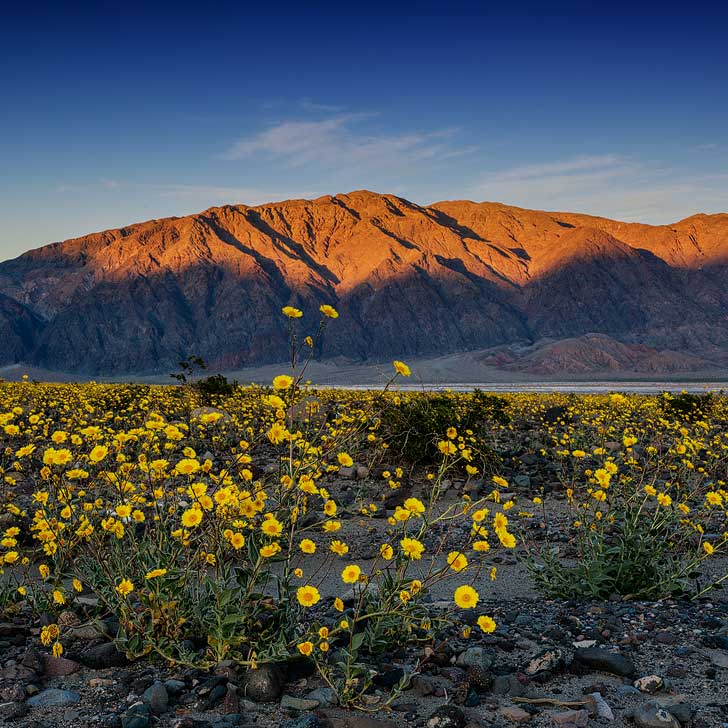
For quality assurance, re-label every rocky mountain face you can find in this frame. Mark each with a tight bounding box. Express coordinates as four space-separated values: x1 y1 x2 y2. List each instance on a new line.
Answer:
1 190 726 375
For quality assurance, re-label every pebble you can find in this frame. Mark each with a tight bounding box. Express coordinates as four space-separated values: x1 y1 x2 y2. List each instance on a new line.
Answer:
121 701 151 728
552 709 589 726
573 646 635 676
240 663 284 702
499 705 532 723
635 675 664 694
426 705 467 728
281 694 320 711
27 687 81 707
142 680 169 713
589 691 615 720
633 704 680 728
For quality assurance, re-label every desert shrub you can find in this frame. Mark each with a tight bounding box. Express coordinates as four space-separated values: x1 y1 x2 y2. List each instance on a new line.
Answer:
661 391 715 422
521 402 728 600
378 390 506 471
193 373 238 401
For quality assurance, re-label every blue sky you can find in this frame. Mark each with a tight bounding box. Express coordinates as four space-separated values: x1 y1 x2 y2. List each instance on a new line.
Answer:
1 1 727 261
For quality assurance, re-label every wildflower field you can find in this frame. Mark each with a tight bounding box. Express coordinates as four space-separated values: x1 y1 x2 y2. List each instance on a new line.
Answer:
1 310 727 727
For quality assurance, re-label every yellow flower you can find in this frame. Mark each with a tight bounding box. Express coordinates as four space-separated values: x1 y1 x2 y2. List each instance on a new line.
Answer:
52 589 65 605
296 585 321 607
404 497 425 515
657 493 672 507
341 564 362 584
319 304 339 318
282 306 303 318
400 537 424 559
273 375 293 390
299 539 316 554
492 475 508 488
380 544 394 560
116 579 134 597
297 641 314 656
454 584 479 609
260 543 282 558
330 540 348 556
89 445 108 463
447 551 468 573
176 458 201 475
334 597 344 612
477 615 496 633
52 642 64 658
261 515 283 537
145 568 168 579
181 507 203 528
393 360 411 377
703 541 715 555
337 451 354 467
438 440 457 455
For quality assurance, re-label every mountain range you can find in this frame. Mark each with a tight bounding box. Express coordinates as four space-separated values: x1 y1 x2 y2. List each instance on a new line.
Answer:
1 190 727 378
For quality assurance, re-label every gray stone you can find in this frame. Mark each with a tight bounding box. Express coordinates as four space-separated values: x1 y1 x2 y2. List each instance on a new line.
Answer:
142 680 169 714
589 692 615 720
164 678 186 695
573 647 635 676
27 688 81 707
633 705 680 728
456 646 493 670
281 694 320 711
121 701 151 728
0 701 29 720
552 709 589 726
499 706 532 723
240 663 284 703
307 686 338 707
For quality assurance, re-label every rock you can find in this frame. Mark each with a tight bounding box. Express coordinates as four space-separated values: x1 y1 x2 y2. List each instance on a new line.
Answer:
663 703 694 724
633 705 680 728
356 466 370 479
307 686 338 707
74 641 129 668
281 694 320 711
121 701 151 728
0 701 29 720
240 663 284 702
573 647 634 676
588 692 614 720
552 709 589 726
499 705 532 723
426 705 467 728
456 646 493 670
635 675 664 694
708 650 728 668
142 680 169 714
27 688 81 707
525 647 569 675
164 679 187 695
42 653 81 676
412 674 437 696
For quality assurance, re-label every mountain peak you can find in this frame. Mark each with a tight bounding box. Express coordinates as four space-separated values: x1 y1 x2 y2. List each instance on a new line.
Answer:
0 192 726 375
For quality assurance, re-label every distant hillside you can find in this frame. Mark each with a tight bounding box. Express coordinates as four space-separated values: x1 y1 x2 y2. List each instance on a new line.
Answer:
1 190 727 375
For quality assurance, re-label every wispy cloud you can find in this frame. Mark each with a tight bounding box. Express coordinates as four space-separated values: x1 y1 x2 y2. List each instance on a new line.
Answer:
222 113 468 170
472 154 728 222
